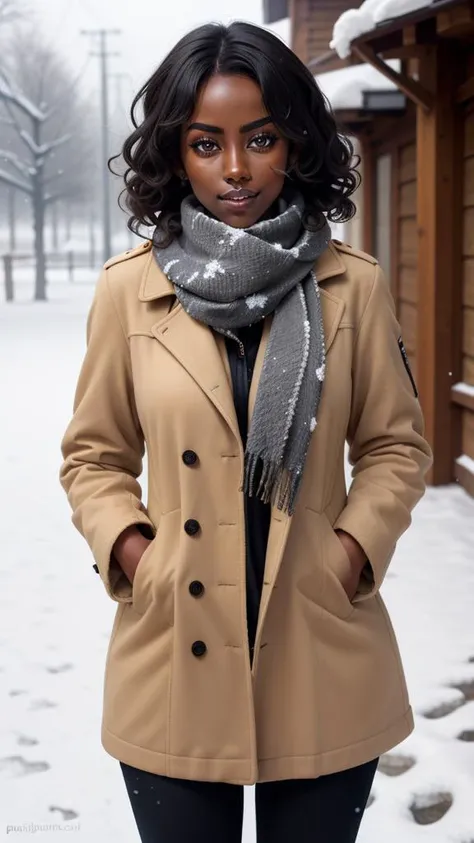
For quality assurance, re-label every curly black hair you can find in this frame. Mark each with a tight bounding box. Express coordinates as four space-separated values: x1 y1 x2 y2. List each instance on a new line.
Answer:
110 21 360 245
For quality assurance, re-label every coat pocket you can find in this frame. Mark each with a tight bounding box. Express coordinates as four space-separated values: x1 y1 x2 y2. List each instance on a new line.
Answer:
131 537 158 616
320 512 356 621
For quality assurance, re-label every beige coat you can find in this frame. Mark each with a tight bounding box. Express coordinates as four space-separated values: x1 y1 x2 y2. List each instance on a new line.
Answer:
60 239 432 784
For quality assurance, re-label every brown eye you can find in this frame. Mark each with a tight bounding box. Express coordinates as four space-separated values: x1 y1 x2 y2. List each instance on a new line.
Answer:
249 133 278 151
190 138 219 156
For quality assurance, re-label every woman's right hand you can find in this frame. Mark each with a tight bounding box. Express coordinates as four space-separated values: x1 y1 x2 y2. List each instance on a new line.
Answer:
112 525 153 585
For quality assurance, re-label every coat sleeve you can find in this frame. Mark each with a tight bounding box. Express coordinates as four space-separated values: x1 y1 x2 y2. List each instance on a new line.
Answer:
333 263 433 601
59 269 155 602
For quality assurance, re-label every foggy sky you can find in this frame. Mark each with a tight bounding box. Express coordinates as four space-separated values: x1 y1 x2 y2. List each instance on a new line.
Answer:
30 0 265 107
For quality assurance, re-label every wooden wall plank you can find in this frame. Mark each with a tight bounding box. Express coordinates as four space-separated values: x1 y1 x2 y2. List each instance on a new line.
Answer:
463 156 474 207
399 265 418 304
400 216 418 260
464 258 474 305
390 146 401 303
400 181 417 217
464 110 474 156
464 307 474 356
463 354 474 382
399 301 418 353
462 409 474 459
463 206 474 255
399 142 417 183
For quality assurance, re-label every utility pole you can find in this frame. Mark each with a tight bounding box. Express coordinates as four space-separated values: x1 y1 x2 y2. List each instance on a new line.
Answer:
81 29 121 264
110 72 128 116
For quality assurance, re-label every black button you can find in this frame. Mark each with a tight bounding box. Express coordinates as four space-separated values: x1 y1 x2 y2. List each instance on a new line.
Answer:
182 450 198 467
189 581 205 598
191 640 207 657
184 519 200 536
92 564 99 574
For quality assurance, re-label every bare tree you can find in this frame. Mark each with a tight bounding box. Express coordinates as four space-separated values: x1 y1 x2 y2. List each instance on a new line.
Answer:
0 27 97 299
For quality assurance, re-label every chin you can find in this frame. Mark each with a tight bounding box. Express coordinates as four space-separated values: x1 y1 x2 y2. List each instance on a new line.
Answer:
224 217 254 229
219 208 268 229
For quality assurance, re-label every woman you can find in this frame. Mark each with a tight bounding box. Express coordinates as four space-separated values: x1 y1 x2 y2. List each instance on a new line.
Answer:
59 21 432 843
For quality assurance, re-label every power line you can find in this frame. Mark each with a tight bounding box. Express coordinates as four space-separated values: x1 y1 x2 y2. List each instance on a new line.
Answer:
81 28 121 264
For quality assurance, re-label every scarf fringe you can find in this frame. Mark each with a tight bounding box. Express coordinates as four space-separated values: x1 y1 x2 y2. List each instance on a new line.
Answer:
244 452 300 516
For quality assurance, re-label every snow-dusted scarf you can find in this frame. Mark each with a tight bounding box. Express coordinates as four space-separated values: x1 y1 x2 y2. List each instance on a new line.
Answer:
152 193 331 514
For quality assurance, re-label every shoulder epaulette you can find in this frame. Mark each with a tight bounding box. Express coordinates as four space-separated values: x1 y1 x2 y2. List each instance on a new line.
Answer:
332 240 378 266
103 240 152 270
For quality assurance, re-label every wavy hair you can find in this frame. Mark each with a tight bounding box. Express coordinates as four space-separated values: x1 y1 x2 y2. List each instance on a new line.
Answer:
109 21 360 245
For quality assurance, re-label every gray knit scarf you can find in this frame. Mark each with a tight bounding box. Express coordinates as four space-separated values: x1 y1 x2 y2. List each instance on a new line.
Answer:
152 193 331 514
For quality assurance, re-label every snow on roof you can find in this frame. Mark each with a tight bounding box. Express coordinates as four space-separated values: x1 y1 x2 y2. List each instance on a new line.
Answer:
331 0 434 59
264 16 291 46
316 59 400 110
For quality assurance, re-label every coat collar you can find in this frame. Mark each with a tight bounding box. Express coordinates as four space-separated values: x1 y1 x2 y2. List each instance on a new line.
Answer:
137 240 346 303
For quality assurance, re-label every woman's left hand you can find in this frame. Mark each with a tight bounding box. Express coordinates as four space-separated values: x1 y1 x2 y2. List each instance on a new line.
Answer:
334 529 368 602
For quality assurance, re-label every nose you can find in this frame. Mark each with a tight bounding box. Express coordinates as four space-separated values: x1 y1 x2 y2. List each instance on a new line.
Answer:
222 143 251 185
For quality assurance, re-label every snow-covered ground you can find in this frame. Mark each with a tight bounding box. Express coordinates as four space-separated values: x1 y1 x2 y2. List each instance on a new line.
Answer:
1 270 474 842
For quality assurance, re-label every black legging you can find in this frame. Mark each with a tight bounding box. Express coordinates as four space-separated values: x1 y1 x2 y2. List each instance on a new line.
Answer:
120 757 378 843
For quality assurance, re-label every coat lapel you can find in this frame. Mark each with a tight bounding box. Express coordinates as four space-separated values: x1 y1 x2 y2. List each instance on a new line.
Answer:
139 251 241 442
153 306 242 445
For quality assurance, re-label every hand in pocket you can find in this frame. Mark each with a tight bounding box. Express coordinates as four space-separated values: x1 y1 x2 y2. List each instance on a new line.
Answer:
112 526 154 585
333 529 367 602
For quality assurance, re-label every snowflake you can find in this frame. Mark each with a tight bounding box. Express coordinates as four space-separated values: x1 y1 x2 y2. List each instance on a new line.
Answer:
227 228 246 246
203 260 225 280
163 259 179 275
246 293 268 310
184 270 199 286
316 363 326 382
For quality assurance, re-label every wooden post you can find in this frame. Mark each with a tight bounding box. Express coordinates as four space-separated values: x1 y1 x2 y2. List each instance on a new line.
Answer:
416 44 464 484
3 255 13 302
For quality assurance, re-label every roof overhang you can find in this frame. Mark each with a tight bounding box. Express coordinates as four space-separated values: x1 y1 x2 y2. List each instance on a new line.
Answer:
351 0 474 55
318 0 474 112
314 0 471 72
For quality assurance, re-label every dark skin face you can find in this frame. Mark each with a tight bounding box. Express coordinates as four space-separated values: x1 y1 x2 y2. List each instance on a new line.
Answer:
180 74 291 228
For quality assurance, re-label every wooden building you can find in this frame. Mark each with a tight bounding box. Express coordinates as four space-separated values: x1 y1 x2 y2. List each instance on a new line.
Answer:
264 0 474 497
264 0 357 70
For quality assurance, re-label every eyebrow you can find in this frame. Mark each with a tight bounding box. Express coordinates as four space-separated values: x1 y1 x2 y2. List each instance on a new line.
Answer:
186 116 274 134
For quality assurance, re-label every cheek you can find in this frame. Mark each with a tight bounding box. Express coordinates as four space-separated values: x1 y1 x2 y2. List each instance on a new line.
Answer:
182 155 217 190
258 144 290 180
259 152 289 189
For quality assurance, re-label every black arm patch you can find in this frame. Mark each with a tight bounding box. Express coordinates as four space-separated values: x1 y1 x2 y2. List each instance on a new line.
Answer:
398 337 419 398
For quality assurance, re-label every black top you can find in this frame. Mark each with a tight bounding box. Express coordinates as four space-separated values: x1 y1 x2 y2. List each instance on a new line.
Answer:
224 323 271 660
